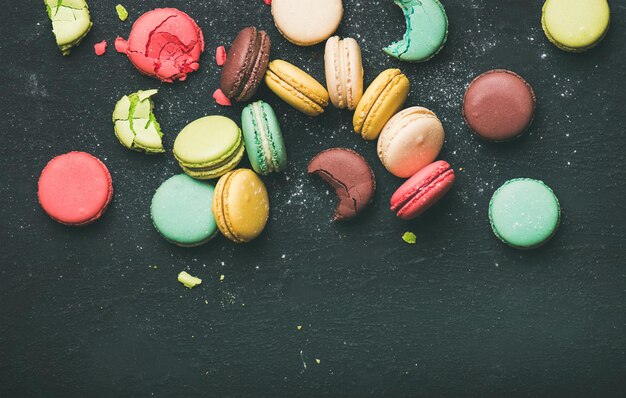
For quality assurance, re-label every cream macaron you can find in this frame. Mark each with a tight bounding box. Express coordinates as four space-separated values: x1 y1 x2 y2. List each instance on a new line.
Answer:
324 36 363 110
377 107 445 178
271 0 343 46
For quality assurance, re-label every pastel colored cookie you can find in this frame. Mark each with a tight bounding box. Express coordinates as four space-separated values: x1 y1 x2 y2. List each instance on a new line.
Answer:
173 116 244 179
38 152 113 225
151 174 217 247
353 69 410 141
213 169 270 243
44 0 92 55
542 0 610 52
241 101 287 175
271 0 343 46
390 160 455 220
463 69 535 142
265 60 329 117
489 179 561 249
220 27 271 102
112 89 165 154
115 8 204 82
324 36 364 110
308 148 376 221
383 0 448 62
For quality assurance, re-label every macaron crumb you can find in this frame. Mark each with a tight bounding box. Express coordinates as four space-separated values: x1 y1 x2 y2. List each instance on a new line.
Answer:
263 0 272 5
219 274 225 282
315 359 321 364
115 4 128 21
297 325 302 331
94 40 107 56
402 232 417 244
213 89 232 106
178 271 202 289
215 46 227 66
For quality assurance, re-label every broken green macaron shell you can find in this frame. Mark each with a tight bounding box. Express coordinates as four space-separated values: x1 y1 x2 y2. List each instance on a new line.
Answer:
241 101 287 175
44 0 93 55
383 0 448 62
113 89 165 154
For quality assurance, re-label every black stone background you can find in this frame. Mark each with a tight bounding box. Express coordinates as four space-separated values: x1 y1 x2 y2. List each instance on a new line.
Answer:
1 0 625 396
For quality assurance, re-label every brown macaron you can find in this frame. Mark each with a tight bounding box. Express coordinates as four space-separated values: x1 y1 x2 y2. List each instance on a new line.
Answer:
220 27 271 102
307 148 376 221
462 69 536 142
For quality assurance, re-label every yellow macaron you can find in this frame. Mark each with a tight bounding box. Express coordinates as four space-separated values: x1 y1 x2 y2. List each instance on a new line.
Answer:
265 60 329 116
541 0 610 52
353 69 410 141
212 169 270 243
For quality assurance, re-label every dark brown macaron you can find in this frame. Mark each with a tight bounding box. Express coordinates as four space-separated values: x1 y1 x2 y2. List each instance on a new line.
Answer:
220 27 271 102
462 69 536 142
307 148 376 221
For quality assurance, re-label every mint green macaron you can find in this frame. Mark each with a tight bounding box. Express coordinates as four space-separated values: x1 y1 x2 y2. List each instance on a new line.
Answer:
151 174 217 247
241 101 287 175
489 178 561 249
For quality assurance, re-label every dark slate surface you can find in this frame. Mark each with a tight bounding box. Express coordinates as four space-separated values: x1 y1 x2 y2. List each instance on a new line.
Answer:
1 0 625 396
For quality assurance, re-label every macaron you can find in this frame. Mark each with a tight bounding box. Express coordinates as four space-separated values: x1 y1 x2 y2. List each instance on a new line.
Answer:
265 60 329 117
173 116 244 179
271 0 343 46
112 89 165 154
462 70 535 142
308 148 376 221
220 27 271 102
241 101 287 175
353 69 410 141
390 160 455 220
489 178 561 249
212 169 270 243
541 0 610 52
383 0 448 62
38 152 113 226
151 174 217 247
44 0 92 55
377 106 445 178
324 36 364 110
115 8 204 82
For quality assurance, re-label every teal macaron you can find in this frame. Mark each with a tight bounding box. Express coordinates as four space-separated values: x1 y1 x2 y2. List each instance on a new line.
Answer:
489 178 561 249
151 174 217 247
241 100 287 175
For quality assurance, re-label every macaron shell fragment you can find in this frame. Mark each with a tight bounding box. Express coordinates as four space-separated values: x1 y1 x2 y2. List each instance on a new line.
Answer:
271 0 343 46
44 0 93 55
542 0 610 52
112 89 165 154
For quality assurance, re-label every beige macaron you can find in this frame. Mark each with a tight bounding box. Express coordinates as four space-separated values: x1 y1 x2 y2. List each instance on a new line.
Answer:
377 107 445 178
271 0 343 46
324 36 363 110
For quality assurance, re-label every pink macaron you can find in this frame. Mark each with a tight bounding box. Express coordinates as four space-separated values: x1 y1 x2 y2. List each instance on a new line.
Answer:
390 160 455 220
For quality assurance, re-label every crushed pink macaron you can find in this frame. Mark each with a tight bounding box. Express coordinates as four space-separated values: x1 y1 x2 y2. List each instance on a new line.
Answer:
213 89 232 106
215 46 227 66
94 40 107 56
263 0 271 5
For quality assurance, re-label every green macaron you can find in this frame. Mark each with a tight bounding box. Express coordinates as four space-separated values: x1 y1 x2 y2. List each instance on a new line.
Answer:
489 178 561 249
241 101 287 175
44 0 93 55
173 116 245 180
113 89 165 154
151 174 217 247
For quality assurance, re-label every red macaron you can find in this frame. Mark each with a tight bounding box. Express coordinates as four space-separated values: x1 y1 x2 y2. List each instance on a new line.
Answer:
390 160 455 220
38 152 113 226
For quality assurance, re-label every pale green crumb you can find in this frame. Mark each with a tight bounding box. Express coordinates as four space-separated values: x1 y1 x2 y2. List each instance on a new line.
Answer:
402 232 417 244
116 4 128 21
178 271 202 289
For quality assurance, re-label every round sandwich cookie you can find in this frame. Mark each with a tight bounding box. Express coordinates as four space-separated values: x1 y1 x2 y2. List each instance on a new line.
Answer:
489 178 561 249
377 106 445 178
38 152 113 226
265 60 329 117
542 0 610 52
220 27 271 102
324 36 364 110
463 69 535 142
383 0 448 62
307 148 376 222
112 89 165 154
241 101 287 175
151 174 217 247
44 0 92 55
173 116 245 180
115 8 204 82
390 160 455 220
353 69 410 141
212 169 270 243
271 0 343 46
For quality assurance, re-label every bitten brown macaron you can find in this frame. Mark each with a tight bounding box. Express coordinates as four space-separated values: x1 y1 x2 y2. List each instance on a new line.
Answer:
220 27 271 102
